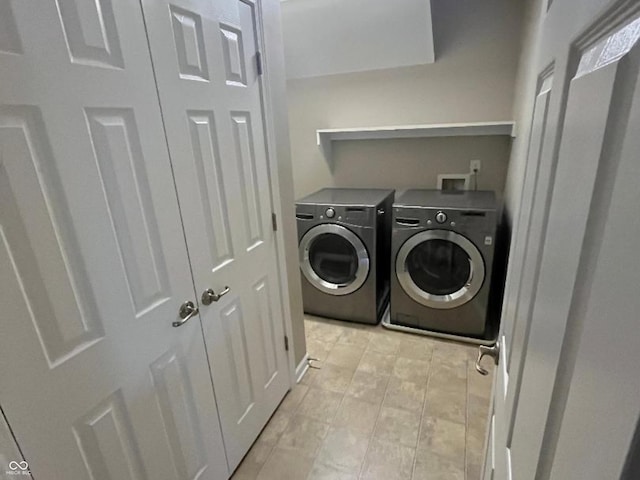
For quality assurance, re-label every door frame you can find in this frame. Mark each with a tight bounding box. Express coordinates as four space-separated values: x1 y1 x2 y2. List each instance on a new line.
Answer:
482 1 640 478
245 0 299 385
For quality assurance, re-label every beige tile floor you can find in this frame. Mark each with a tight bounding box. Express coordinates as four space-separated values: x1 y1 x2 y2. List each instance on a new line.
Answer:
232 315 494 480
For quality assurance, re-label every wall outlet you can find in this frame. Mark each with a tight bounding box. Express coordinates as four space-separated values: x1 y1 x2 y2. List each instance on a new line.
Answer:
470 159 481 173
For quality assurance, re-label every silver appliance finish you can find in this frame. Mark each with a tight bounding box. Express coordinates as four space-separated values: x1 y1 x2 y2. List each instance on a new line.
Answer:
296 188 394 325
299 224 370 295
396 229 485 309
390 189 498 337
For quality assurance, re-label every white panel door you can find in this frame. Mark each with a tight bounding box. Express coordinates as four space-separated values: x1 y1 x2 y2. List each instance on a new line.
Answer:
0 411 30 480
140 0 291 471
488 70 556 480
481 3 640 479
545 29 640 477
0 1 227 479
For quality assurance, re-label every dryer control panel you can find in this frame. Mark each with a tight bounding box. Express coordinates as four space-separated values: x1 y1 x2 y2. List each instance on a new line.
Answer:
435 211 447 224
394 206 496 234
296 204 375 227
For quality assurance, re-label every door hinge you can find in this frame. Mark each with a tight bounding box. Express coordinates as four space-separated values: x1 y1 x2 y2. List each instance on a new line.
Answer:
284 335 289 351
271 212 278 231
256 51 263 76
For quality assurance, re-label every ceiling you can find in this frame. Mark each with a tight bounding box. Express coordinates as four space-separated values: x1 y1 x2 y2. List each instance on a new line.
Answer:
281 0 435 79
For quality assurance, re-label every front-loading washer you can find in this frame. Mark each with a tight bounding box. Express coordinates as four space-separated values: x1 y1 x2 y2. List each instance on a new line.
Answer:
296 188 394 324
390 189 498 337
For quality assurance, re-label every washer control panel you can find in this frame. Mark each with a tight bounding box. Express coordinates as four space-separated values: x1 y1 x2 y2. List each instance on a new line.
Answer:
393 207 493 232
435 211 448 224
294 204 373 226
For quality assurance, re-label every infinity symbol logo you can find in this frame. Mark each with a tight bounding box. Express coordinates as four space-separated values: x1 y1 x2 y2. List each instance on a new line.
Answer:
8 461 28 471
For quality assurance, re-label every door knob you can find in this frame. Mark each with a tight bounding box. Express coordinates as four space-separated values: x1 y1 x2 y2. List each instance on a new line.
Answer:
475 340 500 376
173 300 199 327
201 286 230 305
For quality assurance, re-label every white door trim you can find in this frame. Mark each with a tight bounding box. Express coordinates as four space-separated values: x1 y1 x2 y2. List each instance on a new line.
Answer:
0 406 29 479
251 0 299 386
484 1 640 479
295 353 310 384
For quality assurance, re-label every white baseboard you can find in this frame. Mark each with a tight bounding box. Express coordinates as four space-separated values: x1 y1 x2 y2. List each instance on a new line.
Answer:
295 353 309 384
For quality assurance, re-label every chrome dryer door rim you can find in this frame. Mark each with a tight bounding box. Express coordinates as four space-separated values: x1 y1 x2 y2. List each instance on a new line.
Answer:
299 224 370 296
396 229 485 309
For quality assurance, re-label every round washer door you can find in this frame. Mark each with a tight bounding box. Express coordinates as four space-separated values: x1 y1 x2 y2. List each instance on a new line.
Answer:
396 229 485 309
299 224 370 296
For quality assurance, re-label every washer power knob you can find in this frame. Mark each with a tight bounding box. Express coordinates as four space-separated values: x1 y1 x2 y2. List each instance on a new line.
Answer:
435 211 447 224
325 207 336 218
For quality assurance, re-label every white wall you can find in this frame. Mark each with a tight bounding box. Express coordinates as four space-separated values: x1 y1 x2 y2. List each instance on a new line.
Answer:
286 0 525 200
503 0 546 227
332 136 512 197
281 0 434 79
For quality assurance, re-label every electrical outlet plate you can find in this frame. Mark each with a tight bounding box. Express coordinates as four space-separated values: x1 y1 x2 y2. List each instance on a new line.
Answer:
470 160 481 173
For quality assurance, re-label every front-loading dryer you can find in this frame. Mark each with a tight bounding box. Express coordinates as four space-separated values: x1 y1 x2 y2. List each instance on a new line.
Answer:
390 189 498 337
296 188 394 324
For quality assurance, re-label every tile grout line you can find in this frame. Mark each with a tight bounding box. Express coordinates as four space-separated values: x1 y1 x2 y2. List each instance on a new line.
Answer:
355 337 397 479
250 322 471 480
252 369 310 480
253 321 341 480
304 327 369 480
410 345 435 480
304 333 346 464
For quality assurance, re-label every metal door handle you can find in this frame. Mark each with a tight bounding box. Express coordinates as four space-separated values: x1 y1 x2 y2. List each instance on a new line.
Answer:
201 286 230 306
475 340 500 376
173 300 198 327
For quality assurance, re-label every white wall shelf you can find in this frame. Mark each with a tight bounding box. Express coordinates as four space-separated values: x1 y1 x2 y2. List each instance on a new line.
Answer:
316 121 516 165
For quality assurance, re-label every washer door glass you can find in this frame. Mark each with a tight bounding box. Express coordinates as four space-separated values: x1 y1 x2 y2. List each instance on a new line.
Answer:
406 239 471 295
309 233 358 284
396 230 485 309
300 224 370 296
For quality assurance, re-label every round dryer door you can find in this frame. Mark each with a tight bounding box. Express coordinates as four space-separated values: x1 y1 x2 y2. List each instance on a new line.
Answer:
299 224 370 296
396 230 485 309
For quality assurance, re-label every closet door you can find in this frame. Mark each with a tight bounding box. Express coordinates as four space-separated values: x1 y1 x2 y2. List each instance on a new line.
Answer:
481 5 640 479
141 0 291 470
0 411 30 479
0 1 227 479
